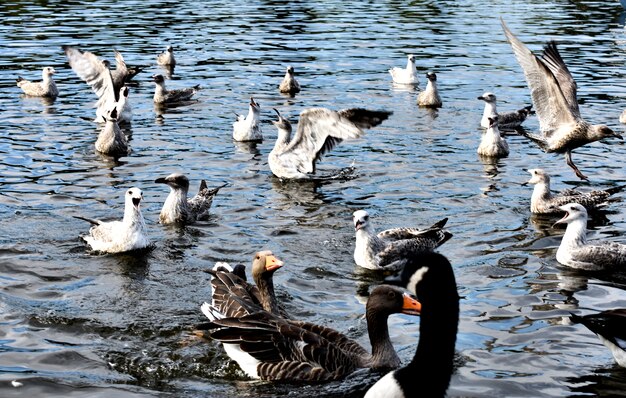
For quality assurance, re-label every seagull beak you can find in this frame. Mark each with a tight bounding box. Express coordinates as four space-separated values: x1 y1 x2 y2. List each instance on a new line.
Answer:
354 220 364 231
132 197 141 208
155 177 167 184
477 96 484 100
401 293 422 316
553 210 570 227
265 255 284 271
612 131 623 140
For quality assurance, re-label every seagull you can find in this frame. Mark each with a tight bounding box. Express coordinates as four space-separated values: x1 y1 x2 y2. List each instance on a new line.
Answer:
278 66 300 94
554 203 626 270
154 173 225 224
477 92 533 129
389 54 419 85
571 309 626 367
16 67 58 98
620 110 626 124
77 187 149 254
157 45 176 67
152 74 199 104
526 168 624 214
417 72 442 108
477 115 509 158
95 107 128 157
269 108 392 179
501 19 622 180
353 210 452 271
233 97 262 142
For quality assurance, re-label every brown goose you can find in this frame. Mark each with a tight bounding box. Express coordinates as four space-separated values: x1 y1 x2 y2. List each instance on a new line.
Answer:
199 284 420 381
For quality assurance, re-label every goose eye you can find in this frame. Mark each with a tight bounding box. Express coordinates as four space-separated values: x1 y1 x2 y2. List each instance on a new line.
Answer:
387 291 396 299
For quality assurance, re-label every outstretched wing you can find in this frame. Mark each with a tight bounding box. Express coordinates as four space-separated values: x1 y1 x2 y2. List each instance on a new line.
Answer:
63 46 117 102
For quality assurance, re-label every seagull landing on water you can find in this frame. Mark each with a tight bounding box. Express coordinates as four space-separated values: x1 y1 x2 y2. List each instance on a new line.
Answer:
417 72 442 108
278 66 300 94
233 97 262 142
501 19 622 180
155 173 225 224
152 74 199 104
16 67 58 98
77 187 149 254
477 92 532 129
477 115 509 158
389 54 419 85
268 107 392 180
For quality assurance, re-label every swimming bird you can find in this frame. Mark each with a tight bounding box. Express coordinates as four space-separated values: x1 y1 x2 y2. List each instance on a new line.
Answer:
95 107 128 157
526 168 624 214
157 45 176 67
620 110 626 124
571 309 626 367
152 74 199 104
154 173 224 224
477 116 509 158
78 187 149 254
353 210 452 271
199 284 420 381
16 67 58 98
389 54 419 85
366 251 459 398
477 92 533 129
269 108 392 180
278 66 300 94
554 203 626 270
233 97 262 142
501 20 622 180
417 72 442 108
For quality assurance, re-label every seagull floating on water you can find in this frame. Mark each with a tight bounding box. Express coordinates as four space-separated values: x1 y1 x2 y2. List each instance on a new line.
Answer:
152 74 198 104
16 67 58 98
417 72 442 108
269 108 391 180
353 210 452 271
477 116 509 158
155 173 224 224
278 66 300 94
501 20 622 180
554 203 626 270
77 187 149 254
526 168 624 214
571 309 626 367
389 54 419 85
233 97 262 142
477 92 532 129
157 45 176 67
95 107 128 157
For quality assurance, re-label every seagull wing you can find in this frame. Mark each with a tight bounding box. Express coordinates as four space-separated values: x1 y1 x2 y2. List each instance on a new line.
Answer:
63 46 117 102
111 50 129 88
540 42 580 117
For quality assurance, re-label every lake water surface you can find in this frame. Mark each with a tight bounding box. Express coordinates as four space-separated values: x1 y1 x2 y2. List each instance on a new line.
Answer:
2 0 626 397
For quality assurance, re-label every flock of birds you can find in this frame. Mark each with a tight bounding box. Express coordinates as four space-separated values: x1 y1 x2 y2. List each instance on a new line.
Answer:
14 17 626 397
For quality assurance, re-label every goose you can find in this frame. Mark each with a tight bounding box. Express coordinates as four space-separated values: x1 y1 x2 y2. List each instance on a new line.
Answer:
154 173 225 224
417 72 442 108
366 251 459 398
269 108 392 180
152 74 198 104
95 107 128 157
554 203 626 270
501 20 621 180
571 309 626 367
199 284 420 381
477 115 509 158
389 55 419 85
278 66 300 94
16 67 58 98
477 92 532 129
233 97 262 142
526 168 624 214
353 210 452 271
76 187 149 254
157 45 176 67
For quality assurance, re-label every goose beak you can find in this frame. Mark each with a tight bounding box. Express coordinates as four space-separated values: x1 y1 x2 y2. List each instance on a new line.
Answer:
265 255 284 271
401 293 422 316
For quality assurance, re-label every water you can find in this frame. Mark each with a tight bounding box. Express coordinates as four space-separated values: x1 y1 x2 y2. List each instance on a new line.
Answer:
2 0 626 396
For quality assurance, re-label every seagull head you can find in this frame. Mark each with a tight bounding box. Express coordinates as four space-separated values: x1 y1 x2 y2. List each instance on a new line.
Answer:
106 107 119 122
44 67 56 76
252 250 284 280
155 173 190 191
426 72 437 81
166 45 174 52
555 203 587 225
250 97 260 111
152 74 165 84
286 65 295 75
120 86 130 98
353 210 370 232
272 108 292 132
477 92 496 103
126 187 143 210
595 125 622 141
408 54 416 63
487 115 499 129
526 168 549 185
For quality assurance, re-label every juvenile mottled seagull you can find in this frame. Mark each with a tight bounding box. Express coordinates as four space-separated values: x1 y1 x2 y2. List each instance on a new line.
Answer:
152 74 198 104
155 173 224 224
269 108 392 179
389 54 419 85
555 203 626 270
526 168 624 214
501 20 621 180
571 309 626 367
477 116 509 158
417 72 442 108
78 187 149 254
233 97 262 142
353 210 452 271
478 92 532 129
16 67 58 98
157 45 176 67
95 107 128 157
278 66 300 94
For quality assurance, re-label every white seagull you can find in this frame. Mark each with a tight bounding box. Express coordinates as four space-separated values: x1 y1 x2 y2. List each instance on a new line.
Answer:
417 72 442 108
16 67 58 98
233 97 262 142
389 54 419 85
477 115 509 158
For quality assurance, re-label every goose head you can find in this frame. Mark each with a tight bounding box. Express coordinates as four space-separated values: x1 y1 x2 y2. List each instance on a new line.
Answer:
251 250 283 281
